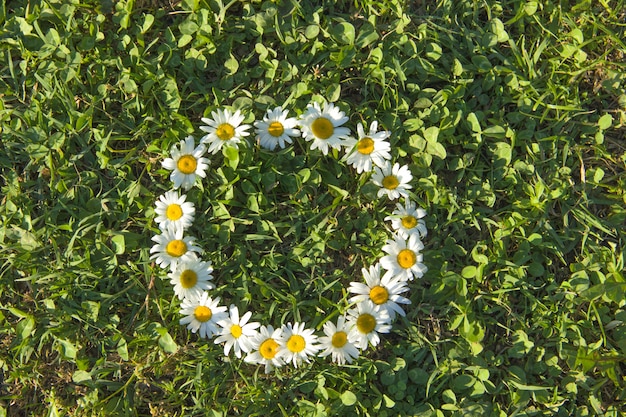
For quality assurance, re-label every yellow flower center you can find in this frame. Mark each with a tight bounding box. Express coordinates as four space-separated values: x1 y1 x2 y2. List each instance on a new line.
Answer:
310 117 334 139
397 249 416 269
382 175 399 190
231 324 243 338
216 123 235 141
356 313 376 334
259 338 279 359
286 334 306 353
177 155 197 175
166 203 183 220
369 285 389 305
331 331 347 348
179 269 198 289
356 137 375 155
194 305 212 322
401 215 417 229
166 239 187 257
267 121 285 137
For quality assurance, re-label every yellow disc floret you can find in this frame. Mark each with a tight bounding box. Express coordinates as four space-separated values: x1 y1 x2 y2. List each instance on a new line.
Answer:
382 175 399 190
397 249 416 269
194 305 212 322
369 285 389 305
177 155 197 174
216 123 235 140
356 313 376 334
356 137 375 155
166 239 187 257
259 338 279 359
311 117 334 139
267 121 285 137
179 269 198 289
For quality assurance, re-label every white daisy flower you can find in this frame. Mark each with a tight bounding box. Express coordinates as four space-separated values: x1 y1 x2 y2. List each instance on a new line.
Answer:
149 227 202 270
215 305 261 358
154 190 196 232
179 292 228 339
371 162 413 200
161 136 209 191
279 322 320 367
245 325 285 373
318 315 360 365
343 121 391 173
347 301 392 350
384 199 427 240
380 234 427 281
348 263 411 320
299 101 351 155
168 254 214 300
254 106 301 150
200 108 251 154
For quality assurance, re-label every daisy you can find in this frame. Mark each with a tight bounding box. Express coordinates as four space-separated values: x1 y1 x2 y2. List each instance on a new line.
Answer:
299 101 351 155
149 227 202 269
254 106 301 150
168 254 214 300
385 199 427 240
179 292 228 339
215 305 261 358
347 301 392 350
279 322 320 367
161 136 209 191
343 121 391 173
348 263 411 320
154 190 196 232
318 315 360 365
371 162 413 200
245 325 285 373
380 234 427 281
200 108 251 154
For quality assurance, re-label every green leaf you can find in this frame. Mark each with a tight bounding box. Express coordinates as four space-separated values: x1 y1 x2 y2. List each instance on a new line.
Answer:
331 22 355 45
598 113 613 130
157 330 178 354
225 54 239 75
340 390 357 406
72 370 93 384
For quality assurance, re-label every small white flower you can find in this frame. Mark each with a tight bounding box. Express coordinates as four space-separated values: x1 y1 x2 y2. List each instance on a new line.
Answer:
380 234 427 281
200 108 251 154
279 322 320 367
161 136 209 191
299 102 351 155
385 199 427 240
168 254 214 300
215 305 261 358
318 315 360 365
149 227 202 270
154 190 196 232
245 325 285 373
349 263 411 320
179 292 228 339
343 121 391 173
371 162 413 200
347 301 392 350
254 106 300 150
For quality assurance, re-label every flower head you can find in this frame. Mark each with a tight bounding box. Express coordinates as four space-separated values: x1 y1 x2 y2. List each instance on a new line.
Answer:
179 292 228 339
385 199 427 240
168 254 214 300
245 325 285 373
161 136 209 191
149 227 202 270
348 263 411 320
318 315 360 365
371 162 413 200
299 102 351 155
154 190 196 232
347 301 392 350
278 322 320 367
200 108 251 154
215 305 261 358
254 106 300 150
343 121 391 173
380 234 427 281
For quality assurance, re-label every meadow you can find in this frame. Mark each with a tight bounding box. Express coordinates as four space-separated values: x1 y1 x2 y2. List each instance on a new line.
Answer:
1 0 625 415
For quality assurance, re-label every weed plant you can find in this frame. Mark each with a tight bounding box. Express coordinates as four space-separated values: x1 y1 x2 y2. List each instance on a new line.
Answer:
1 0 625 416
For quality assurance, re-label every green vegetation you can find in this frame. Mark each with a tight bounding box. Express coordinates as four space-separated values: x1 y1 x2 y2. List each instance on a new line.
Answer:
1 0 625 415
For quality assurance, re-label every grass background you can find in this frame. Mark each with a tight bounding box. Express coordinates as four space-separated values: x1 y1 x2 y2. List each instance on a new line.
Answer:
1 0 625 415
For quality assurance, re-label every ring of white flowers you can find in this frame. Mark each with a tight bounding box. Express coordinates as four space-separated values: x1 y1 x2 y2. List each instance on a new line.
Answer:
149 102 428 372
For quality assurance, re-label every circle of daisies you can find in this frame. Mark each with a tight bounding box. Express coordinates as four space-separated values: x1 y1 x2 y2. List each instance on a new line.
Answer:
149 102 428 372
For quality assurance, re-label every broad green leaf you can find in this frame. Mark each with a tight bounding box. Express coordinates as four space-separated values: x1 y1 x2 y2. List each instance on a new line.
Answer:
340 390 357 406
331 22 355 45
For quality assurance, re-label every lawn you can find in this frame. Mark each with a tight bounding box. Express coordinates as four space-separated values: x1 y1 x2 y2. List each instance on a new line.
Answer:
1 0 625 416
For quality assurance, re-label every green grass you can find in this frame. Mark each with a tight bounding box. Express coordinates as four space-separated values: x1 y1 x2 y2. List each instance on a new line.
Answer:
1 0 625 415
